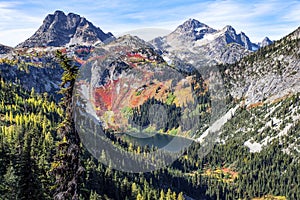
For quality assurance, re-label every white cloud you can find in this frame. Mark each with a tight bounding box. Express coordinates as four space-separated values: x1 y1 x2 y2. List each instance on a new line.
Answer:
281 1 300 22
0 28 36 47
0 1 43 46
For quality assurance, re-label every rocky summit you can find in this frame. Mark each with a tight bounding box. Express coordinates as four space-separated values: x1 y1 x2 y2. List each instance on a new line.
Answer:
150 19 268 65
17 10 114 48
258 36 273 48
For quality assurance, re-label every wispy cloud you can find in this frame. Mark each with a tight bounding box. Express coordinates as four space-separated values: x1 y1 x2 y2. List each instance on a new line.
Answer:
0 0 299 46
189 0 299 41
0 1 43 46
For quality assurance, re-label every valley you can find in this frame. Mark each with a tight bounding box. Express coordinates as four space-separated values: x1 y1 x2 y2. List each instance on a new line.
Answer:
0 10 299 200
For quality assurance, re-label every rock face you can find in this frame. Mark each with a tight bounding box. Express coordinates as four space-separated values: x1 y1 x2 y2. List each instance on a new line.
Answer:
0 45 98 98
0 44 12 54
226 26 300 105
0 62 63 95
195 27 300 158
258 37 273 48
150 19 258 65
219 25 255 50
17 10 114 48
75 35 211 137
170 19 217 41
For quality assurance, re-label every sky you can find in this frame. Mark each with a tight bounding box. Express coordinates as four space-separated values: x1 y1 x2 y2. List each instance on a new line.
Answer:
0 0 299 47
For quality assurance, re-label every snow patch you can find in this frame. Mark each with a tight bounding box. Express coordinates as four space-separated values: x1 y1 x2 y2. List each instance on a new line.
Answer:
244 140 262 153
195 105 239 143
194 31 223 46
262 113 300 146
194 27 207 32
162 55 172 65
251 46 259 51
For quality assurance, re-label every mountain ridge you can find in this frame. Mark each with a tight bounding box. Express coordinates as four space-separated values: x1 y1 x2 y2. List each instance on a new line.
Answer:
0 44 13 54
150 18 270 65
224 25 300 105
16 10 115 48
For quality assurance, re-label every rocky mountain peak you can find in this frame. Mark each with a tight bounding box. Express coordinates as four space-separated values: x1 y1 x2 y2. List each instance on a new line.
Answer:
219 25 254 50
150 19 259 65
54 10 65 16
260 37 273 47
171 19 216 41
177 18 209 31
17 10 114 48
222 25 236 33
262 36 271 42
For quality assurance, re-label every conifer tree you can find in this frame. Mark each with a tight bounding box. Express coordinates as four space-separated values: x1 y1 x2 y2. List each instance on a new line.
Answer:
177 192 185 200
16 130 43 200
51 50 84 199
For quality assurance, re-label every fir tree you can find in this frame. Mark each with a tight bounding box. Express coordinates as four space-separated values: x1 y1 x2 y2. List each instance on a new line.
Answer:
51 50 84 199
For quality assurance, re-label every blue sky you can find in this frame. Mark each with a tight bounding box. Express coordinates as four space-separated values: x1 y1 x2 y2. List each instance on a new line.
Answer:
0 0 299 46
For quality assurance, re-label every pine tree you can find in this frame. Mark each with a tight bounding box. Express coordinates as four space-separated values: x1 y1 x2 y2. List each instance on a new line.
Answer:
172 192 177 200
2 163 19 199
51 50 84 199
16 130 44 200
136 192 143 200
131 182 138 197
89 190 102 200
159 189 165 200
166 188 172 200
177 192 184 200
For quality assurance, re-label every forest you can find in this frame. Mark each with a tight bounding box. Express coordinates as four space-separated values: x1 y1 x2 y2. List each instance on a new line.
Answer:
0 51 299 200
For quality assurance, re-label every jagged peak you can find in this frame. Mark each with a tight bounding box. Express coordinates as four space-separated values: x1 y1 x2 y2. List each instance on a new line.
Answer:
176 18 211 32
184 18 204 26
222 25 236 33
49 10 84 23
16 10 114 48
51 10 67 21
258 36 273 48
54 10 65 15
47 10 83 21
262 36 272 43
67 12 80 17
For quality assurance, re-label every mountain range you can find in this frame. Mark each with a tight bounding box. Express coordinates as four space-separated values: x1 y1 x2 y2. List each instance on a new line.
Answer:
0 10 297 109
150 19 273 65
0 10 300 200
0 11 260 97
0 10 297 121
